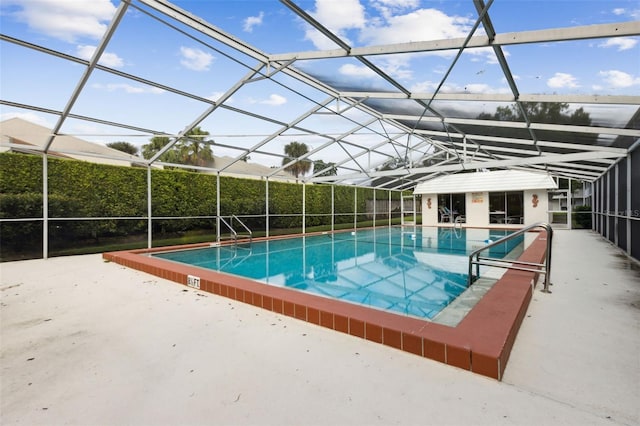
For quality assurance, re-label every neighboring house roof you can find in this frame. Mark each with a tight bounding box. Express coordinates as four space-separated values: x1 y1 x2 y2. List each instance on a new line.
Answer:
413 170 558 194
0 118 297 180
213 155 295 181
0 118 142 167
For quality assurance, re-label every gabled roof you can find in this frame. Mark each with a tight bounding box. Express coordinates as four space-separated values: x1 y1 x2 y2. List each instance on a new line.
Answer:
0 118 142 167
414 170 557 194
213 155 294 181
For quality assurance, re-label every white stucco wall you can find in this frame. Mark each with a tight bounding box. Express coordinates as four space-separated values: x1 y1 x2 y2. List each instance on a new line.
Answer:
524 189 549 224
419 189 551 227
421 194 439 226
414 170 557 228
465 192 490 227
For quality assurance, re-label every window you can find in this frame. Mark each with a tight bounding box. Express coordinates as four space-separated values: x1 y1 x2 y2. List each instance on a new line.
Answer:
438 193 465 223
489 191 523 224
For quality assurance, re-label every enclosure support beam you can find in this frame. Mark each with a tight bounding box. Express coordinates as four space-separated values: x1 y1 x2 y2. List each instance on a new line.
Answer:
603 170 613 241
42 154 48 259
42 1 129 153
567 178 573 230
270 21 640 61
216 173 221 243
593 177 598 232
627 151 632 256
331 185 335 233
614 165 619 246
266 179 270 238
302 183 306 234
388 191 392 227
373 189 377 228
147 166 152 249
354 187 358 230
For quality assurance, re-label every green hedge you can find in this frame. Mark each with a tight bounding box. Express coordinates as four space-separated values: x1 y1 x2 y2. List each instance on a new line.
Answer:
0 152 401 259
0 152 43 193
219 176 265 231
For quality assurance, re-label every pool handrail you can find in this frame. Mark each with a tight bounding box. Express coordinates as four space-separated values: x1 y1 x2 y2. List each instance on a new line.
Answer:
218 216 237 244
231 215 253 243
467 222 553 293
218 215 253 245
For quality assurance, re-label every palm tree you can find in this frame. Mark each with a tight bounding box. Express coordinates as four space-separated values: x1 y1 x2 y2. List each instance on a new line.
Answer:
141 128 214 169
141 136 179 163
177 126 214 167
282 141 311 178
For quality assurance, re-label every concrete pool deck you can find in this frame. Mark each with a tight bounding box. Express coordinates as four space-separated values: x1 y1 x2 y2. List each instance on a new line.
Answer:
1 230 639 425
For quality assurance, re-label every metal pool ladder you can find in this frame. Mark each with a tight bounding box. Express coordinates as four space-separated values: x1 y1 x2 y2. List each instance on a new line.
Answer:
219 215 253 246
467 222 553 293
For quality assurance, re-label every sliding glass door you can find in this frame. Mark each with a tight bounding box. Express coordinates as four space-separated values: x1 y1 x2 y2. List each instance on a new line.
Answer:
489 191 523 224
437 193 466 223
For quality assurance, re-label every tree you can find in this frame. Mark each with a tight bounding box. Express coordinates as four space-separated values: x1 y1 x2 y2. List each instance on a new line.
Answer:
107 141 138 156
177 126 214 168
141 127 214 169
476 102 596 144
369 156 406 188
282 141 311 178
141 136 178 163
313 160 337 177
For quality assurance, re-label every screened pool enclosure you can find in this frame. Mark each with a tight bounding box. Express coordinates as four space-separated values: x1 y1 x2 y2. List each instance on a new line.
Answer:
0 0 639 261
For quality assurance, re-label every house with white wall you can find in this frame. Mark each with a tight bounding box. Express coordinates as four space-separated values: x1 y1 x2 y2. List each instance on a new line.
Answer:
414 170 557 228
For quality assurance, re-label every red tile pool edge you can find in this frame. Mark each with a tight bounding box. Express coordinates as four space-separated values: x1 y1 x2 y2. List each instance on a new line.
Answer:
103 231 549 381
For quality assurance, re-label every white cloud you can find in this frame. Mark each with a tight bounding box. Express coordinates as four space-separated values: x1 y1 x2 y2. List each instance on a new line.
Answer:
92 83 165 94
97 51 123 68
361 7 496 66
410 80 437 92
260 94 287 106
599 37 638 51
305 0 366 49
179 47 214 71
371 0 419 19
361 8 472 46
612 7 640 19
313 0 366 31
1 111 53 127
338 59 413 84
339 63 378 78
462 84 495 94
305 2 496 81
243 11 264 33
599 70 640 88
76 45 124 67
547 72 579 89
375 0 419 7
10 0 116 43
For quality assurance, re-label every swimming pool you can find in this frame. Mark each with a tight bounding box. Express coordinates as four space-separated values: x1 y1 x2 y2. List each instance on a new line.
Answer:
104 225 548 379
152 227 523 320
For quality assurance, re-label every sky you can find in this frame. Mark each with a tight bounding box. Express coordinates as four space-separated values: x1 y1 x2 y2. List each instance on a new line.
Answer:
0 0 639 169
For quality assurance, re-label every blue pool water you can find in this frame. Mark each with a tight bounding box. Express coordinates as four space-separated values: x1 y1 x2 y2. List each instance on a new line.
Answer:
153 227 523 319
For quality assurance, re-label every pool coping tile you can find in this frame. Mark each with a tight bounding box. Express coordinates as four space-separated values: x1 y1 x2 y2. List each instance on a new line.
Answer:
103 228 548 381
